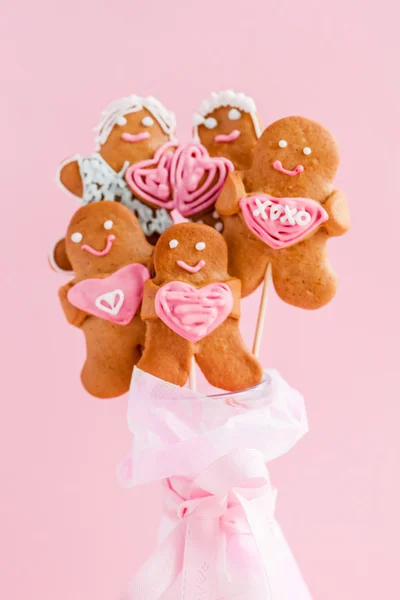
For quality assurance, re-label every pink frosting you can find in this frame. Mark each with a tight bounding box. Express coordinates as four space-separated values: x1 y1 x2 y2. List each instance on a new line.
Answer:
81 234 116 256
272 160 304 176
125 142 177 209
155 281 233 343
170 143 233 217
121 131 151 143
176 260 206 273
240 194 329 249
67 263 150 325
214 129 241 143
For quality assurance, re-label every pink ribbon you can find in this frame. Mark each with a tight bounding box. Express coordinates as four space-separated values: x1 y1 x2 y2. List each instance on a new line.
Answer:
126 449 277 600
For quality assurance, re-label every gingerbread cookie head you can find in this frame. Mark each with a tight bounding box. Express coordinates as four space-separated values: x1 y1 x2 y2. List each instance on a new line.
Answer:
95 94 176 173
192 90 262 170
65 201 153 278
247 116 340 202
153 223 230 286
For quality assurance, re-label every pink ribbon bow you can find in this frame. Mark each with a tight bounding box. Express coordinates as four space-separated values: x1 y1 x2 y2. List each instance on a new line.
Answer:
126 449 277 600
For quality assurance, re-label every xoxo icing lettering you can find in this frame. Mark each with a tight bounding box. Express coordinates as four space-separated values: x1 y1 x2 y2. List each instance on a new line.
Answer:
240 195 328 249
155 281 233 343
67 263 150 325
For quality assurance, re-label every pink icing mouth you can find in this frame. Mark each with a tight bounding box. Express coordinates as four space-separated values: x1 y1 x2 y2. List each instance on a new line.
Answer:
121 131 151 143
214 129 241 143
273 160 304 176
176 260 206 273
81 234 116 257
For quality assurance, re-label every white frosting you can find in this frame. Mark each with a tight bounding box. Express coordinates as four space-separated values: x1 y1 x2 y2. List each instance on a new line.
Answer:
71 232 82 243
253 198 311 226
303 147 312 155
195 241 206 250
215 222 223 232
95 289 124 316
93 94 176 149
204 117 218 129
228 108 241 121
192 90 261 142
56 153 173 238
278 140 288 148
169 239 179 249
141 116 154 127
103 219 113 230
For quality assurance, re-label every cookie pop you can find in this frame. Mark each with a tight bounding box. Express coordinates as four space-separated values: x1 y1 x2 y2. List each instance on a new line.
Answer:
138 223 263 391
58 202 153 398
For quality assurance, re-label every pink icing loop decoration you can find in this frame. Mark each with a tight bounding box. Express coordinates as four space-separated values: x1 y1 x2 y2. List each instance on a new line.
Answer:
176 260 205 273
125 142 177 209
273 160 304 176
155 281 233 343
67 263 150 325
240 194 329 250
121 131 151 143
81 234 116 256
170 143 233 217
214 129 241 143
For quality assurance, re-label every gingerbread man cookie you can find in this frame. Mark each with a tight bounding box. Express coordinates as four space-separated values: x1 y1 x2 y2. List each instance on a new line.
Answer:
57 94 176 244
138 223 263 391
216 116 350 309
191 90 262 231
58 202 153 398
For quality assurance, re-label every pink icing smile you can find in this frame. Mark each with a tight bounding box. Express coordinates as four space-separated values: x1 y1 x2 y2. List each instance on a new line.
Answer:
176 260 206 273
121 131 151 143
214 129 241 143
81 234 116 256
273 160 304 176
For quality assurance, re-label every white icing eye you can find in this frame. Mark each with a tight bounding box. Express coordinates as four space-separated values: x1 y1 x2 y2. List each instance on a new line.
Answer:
278 140 288 148
228 108 241 121
116 116 127 126
204 117 218 129
169 239 179 249
71 232 83 243
303 146 312 155
141 116 154 127
195 241 206 251
215 222 223 232
103 220 113 230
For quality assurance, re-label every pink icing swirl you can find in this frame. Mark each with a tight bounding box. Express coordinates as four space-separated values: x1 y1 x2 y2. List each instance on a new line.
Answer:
155 281 233 343
240 194 328 249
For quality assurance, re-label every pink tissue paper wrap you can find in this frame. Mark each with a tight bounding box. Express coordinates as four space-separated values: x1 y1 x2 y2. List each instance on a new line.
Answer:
118 368 312 600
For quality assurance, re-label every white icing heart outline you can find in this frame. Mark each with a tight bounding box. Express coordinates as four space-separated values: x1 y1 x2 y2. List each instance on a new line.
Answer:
95 289 124 315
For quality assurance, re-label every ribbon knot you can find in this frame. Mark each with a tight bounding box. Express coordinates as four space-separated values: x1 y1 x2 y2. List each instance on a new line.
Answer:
126 449 278 600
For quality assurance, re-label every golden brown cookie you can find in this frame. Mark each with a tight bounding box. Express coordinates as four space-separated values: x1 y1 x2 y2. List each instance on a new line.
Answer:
58 202 153 398
216 116 350 309
138 222 263 391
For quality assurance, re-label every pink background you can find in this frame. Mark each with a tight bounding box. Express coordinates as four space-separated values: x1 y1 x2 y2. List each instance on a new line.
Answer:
1 1 399 598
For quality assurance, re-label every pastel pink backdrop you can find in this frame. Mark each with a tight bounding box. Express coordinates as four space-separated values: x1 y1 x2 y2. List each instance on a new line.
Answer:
1 1 399 599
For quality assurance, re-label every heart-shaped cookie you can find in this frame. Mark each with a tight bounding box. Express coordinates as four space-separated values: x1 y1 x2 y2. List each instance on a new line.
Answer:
68 263 150 325
171 144 233 217
125 142 177 210
155 281 233 342
239 194 328 249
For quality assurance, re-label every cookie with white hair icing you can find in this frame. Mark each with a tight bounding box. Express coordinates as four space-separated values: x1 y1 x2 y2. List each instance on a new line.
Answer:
57 94 177 245
191 90 262 231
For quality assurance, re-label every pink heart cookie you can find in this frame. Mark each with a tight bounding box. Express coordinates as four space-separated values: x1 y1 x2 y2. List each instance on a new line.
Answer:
239 194 328 250
68 263 150 325
155 281 233 343
171 143 233 217
125 142 177 209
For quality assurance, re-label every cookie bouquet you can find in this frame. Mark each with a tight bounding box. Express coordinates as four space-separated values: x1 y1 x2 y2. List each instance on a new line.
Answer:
52 90 350 599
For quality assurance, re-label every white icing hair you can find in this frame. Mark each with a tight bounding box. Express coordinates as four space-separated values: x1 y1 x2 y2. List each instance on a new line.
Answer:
94 94 176 149
192 90 261 141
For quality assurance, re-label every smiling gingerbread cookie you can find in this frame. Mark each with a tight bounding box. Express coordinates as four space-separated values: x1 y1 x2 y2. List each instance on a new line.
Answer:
190 90 262 231
216 116 350 309
138 222 263 391
57 94 176 244
58 201 153 398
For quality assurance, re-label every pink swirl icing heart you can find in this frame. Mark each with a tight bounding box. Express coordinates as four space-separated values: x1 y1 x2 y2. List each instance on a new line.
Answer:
67 263 150 325
171 144 233 217
239 194 328 250
125 142 177 209
155 281 233 343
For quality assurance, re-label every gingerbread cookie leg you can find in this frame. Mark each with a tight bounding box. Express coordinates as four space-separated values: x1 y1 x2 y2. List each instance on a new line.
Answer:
271 231 338 310
196 318 263 392
222 214 271 297
81 316 145 399
138 320 193 387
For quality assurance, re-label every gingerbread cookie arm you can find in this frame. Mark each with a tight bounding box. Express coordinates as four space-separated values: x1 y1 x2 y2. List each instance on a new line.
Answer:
58 158 83 197
215 171 246 216
141 280 160 319
322 189 350 237
59 281 88 328
225 279 241 318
